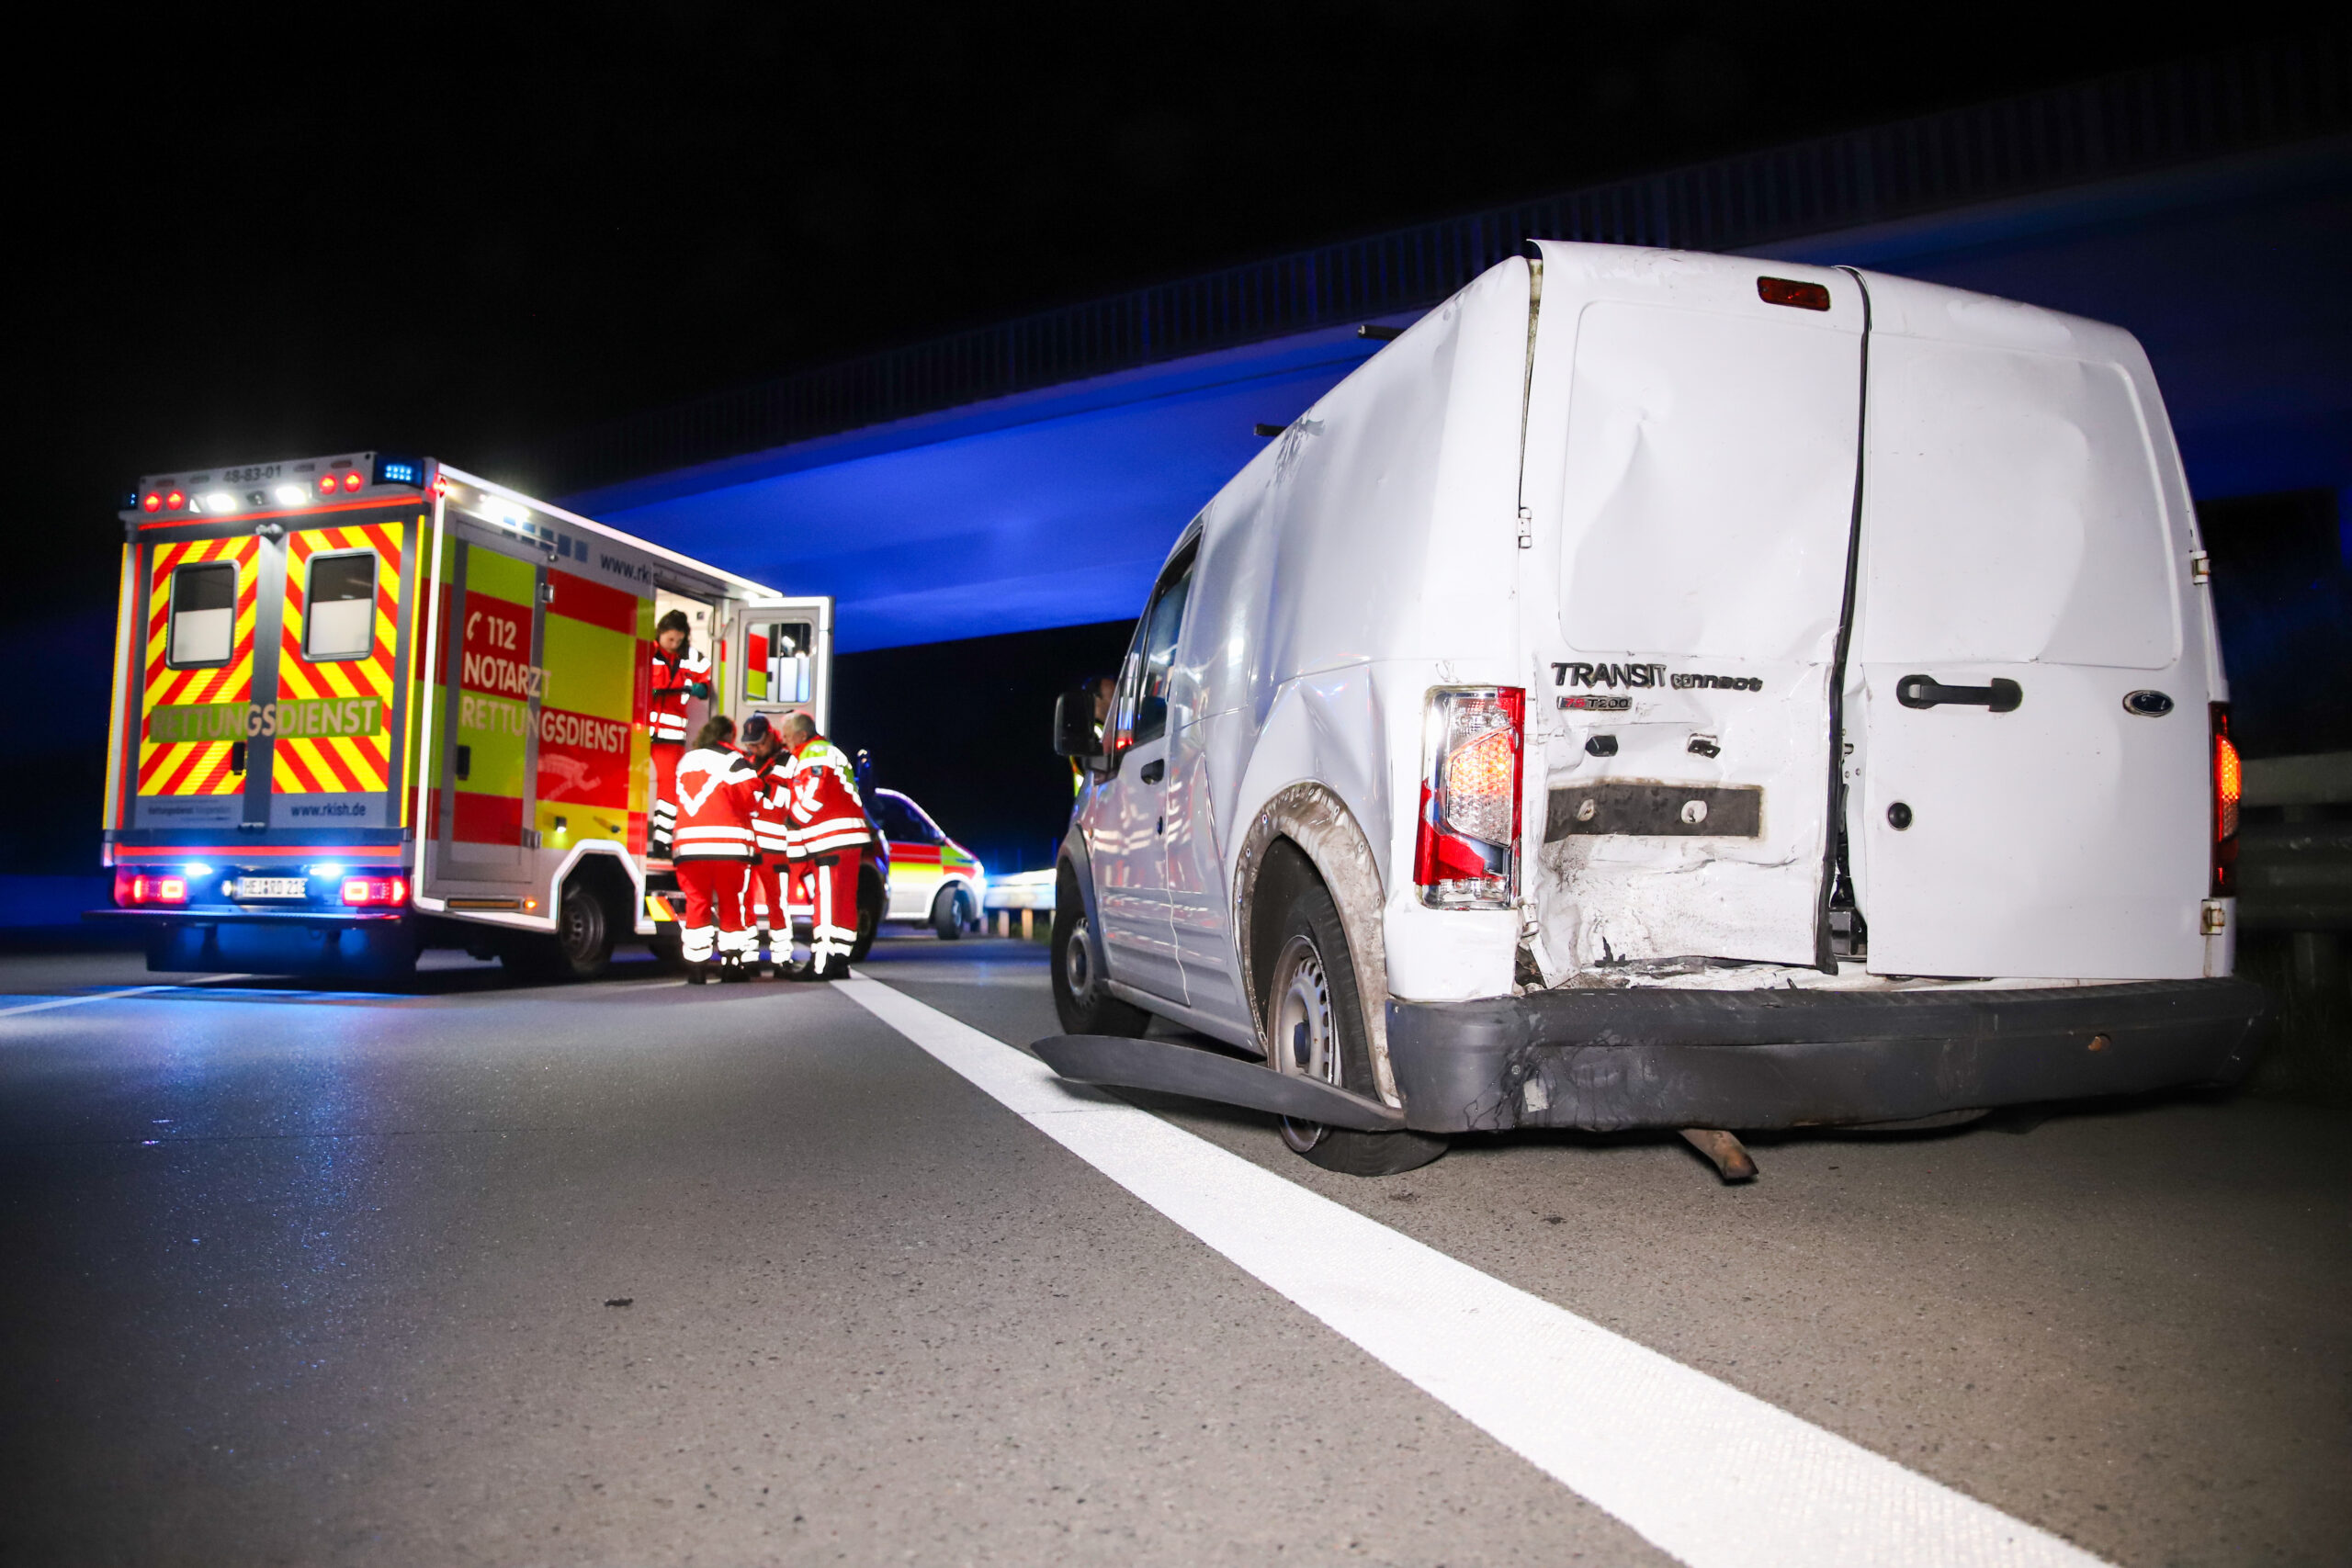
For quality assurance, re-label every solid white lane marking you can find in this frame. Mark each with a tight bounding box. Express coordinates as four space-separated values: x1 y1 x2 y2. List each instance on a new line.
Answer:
838 974 2106 1568
0 975 253 1019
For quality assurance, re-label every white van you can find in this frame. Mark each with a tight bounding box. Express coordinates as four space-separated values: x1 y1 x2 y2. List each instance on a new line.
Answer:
1038 242 2267 1177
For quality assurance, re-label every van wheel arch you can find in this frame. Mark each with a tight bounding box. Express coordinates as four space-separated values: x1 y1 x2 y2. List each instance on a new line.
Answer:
1232 783 1399 1108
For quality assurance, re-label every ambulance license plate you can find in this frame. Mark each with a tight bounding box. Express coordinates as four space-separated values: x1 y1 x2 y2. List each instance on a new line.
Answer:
236 876 309 899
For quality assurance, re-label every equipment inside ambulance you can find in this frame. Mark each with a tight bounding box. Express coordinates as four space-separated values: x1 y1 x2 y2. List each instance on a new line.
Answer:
91 452 833 983
1038 243 2268 1179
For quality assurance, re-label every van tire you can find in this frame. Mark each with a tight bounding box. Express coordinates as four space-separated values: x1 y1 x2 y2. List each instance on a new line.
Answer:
1051 863 1149 1037
1258 844 1447 1178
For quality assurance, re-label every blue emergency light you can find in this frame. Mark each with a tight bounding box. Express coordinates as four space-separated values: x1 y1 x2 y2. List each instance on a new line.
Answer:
372 456 424 488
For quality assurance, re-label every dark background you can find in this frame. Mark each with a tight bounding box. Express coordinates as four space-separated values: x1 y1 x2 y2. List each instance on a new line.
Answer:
7 5 2313 878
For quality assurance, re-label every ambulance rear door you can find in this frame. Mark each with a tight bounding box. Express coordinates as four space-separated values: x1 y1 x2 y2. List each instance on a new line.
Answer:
266 507 424 837
736 597 833 734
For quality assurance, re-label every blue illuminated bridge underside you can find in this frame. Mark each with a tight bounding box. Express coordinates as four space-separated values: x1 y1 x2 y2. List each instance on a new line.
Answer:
562 58 2350 653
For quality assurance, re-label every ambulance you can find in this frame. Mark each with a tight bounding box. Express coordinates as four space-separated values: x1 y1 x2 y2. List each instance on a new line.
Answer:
91 453 840 980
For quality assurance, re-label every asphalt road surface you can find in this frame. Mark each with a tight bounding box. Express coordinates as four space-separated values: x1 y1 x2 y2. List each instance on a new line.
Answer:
0 933 2344 1566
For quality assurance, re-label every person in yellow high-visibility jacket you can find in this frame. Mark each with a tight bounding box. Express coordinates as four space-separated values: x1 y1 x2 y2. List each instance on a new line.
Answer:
1069 674 1115 796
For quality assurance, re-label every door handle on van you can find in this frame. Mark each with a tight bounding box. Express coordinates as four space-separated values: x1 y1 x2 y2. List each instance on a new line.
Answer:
1140 760 1165 784
1896 674 2023 714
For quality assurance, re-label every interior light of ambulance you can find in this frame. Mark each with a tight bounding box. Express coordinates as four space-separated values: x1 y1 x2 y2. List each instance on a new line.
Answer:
142 492 163 513
2211 703 2240 897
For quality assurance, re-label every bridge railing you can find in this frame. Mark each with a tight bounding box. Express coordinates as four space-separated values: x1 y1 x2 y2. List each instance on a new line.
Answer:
542 34 2348 496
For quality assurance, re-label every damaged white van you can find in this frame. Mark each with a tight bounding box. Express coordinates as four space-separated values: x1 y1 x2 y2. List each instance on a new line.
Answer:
1039 241 2267 1178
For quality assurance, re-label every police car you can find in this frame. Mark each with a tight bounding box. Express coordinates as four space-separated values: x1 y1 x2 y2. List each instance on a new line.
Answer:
868 789 985 939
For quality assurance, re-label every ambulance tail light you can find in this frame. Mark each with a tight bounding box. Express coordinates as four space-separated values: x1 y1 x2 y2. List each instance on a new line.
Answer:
1413 687 1524 909
318 474 338 496
141 492 163 513
115 871 189 907
2211 703 2240 898
342 470 362 491
341 875 409 908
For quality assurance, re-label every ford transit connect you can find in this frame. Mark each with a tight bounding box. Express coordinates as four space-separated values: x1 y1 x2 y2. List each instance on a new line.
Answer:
1039 242 2267 1177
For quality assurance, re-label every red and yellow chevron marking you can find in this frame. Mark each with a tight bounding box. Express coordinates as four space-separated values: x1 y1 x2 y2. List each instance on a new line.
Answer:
137 536 260 798
273 521 406 795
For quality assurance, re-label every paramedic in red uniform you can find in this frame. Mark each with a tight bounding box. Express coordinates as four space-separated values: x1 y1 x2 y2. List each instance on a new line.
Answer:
740 714 792 976
646 609 712 858
778 712 871 981
670 716 759 983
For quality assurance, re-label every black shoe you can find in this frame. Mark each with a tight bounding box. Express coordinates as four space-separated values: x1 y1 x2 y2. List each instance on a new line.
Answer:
684 963 710 986
718 960 752 983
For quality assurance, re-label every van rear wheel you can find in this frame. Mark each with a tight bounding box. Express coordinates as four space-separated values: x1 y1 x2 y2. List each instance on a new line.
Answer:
1260 848 1446 1178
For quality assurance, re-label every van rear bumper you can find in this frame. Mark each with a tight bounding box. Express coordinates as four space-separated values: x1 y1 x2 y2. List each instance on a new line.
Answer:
1384 978 2271 1134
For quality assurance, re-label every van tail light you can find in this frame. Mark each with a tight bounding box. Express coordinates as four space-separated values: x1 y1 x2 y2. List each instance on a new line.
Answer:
342 875 409 908
2211 703 2240 898
1414 687 1524 909
115 871 189 907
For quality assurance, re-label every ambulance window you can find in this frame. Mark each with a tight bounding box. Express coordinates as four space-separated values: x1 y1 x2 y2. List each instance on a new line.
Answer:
1129 549 1196 747
303 551 379 661
166 561 237 669
763 621 815 704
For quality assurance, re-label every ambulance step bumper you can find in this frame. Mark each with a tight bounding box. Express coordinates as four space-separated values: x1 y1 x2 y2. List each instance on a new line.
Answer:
1384 978 2272 1134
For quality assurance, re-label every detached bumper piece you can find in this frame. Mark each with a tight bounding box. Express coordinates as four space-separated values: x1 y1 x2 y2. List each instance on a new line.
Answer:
1385 978 2271 1134
1033 1034 1406 1131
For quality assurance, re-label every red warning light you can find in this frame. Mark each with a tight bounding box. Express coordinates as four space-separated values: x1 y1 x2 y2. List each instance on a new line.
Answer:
318 474 338 496
1758 276 1833 310
165 490 186 510
342 470 363 492
142 492 163 513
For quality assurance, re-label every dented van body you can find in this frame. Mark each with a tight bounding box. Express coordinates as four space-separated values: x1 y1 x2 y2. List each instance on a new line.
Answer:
1044 243 2267 1152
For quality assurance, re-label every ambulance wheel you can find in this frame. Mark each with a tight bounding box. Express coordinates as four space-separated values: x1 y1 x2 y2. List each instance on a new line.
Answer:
931 886 971 941
1051 864 1148 1037
849 870 883 963
1257 843 1446 1178
510 878 614 982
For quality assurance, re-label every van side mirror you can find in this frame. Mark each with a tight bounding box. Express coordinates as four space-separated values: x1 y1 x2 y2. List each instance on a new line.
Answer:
1053 690 1105 764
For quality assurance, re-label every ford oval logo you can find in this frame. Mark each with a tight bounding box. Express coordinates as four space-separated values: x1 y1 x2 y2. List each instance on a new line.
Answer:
2122 690 2175 716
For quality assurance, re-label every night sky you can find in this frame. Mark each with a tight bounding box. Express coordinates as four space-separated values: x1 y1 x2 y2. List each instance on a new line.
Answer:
6 6 2305 873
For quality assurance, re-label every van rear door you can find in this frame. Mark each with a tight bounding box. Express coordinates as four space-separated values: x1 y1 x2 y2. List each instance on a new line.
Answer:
1850 279 2210 979
1521 254 1865 969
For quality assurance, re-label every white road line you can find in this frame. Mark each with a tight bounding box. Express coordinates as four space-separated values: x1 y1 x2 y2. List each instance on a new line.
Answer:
838 974 2107 1568
0 976 253 1019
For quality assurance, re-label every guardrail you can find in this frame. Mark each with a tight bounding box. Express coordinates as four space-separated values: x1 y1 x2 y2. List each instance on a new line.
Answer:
537 34 2350 496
